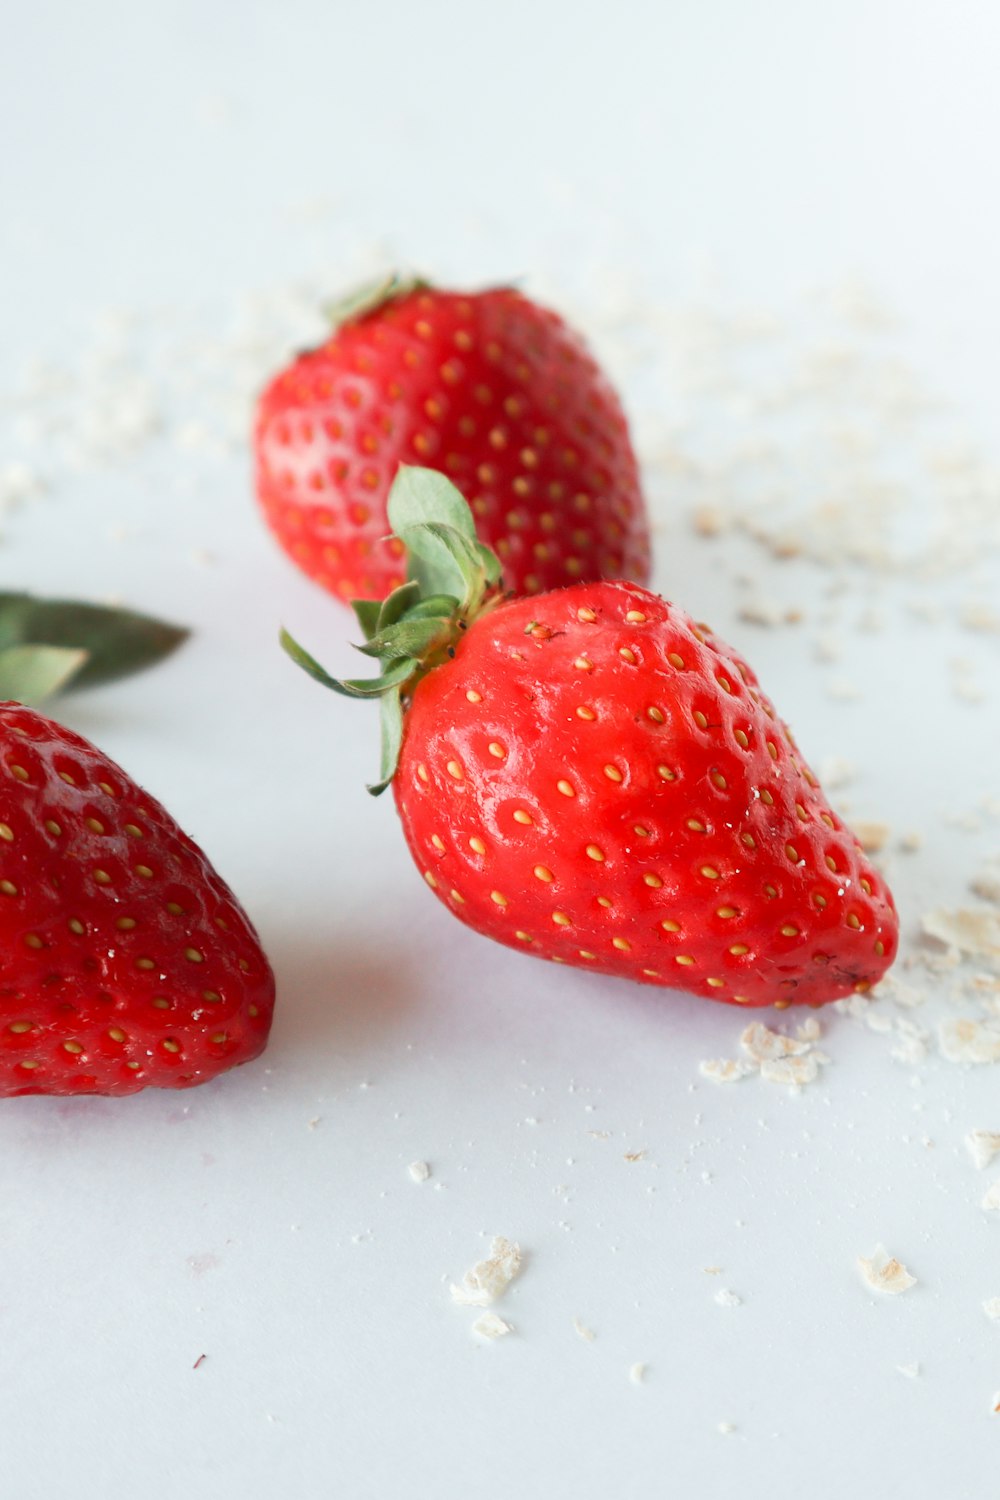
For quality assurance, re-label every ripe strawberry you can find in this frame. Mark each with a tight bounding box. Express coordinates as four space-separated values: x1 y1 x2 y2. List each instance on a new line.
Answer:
0 704 274 1096
254 275 650 603
284 468 898 1010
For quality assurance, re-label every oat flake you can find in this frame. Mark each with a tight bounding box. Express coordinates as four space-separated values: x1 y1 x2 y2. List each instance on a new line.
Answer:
857 1245 917 1295
451 1236 522 1307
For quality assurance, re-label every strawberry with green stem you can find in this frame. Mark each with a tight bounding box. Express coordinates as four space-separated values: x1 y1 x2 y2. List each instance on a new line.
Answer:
283 467 898 1010
255 274 650 603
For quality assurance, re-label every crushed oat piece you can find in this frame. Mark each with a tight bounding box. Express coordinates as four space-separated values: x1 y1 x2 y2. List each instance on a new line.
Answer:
982 1298 1000 1320
939 1018 1000 1065
965 1131 1000 1171
703 1266 724 1275
898 831 924 853
573 1317 596 1342
740 1022 811 1062
817 755 856 790
692 503 727 537
922 908 1000 963
760 1054 821 1087
796 1016 823 1043
857 1245 917 1295
623 1149 648 1162
717 1422 737 1436
971 872 1000 906
699 1058 757 1084
981 1181 1000 1212
408 1160 431 1183
993 1392 1000 1415
472 1312 512 1340
629 1363 647 1384
853 820 891 853
896 1363 921 1379
451 1236 522 1307
714 1289 742 1308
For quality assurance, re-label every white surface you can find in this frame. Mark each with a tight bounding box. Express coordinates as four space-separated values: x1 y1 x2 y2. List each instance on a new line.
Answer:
3 3 1000 1496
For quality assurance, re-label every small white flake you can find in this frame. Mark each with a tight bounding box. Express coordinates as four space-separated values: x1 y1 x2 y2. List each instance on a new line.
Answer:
629 1362 647 1384
965 1131 1000 1170
982 1298 1000 1320
740 1022 812 1062
408 1160 430 1183
896 1363 921 1379
971 872 1000 906
714 1289 742 1308
717 1421 737 1436
699 1058 757 1084
922 908 1000 964
573 1317 596 1342
472 1312 512 1340
857 1245 917 1295
981 1181 1000 1212
939 1018 1000 1065
451 1236 522 1307
853 820 891 853
760 1054 821 1087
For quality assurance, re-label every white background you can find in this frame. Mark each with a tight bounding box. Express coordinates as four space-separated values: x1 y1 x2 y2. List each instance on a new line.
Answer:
2 3 1000 1496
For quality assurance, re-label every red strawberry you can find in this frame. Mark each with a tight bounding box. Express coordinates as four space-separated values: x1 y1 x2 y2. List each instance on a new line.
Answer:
254 275 649 603
284 468 898 1010
0 704 274 1096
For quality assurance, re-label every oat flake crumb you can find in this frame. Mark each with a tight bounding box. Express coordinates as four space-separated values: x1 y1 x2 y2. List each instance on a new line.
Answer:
981 1180 1000 1212
982 1298 1000 1320
629 1363 647 1384
699 1058 757 1084
993 1391 1000 1415
472 1312 513 1340
451 1236 522 1307
965 1131 1000 1171
896 1363 921 1379
858 1244 917 1295
940 1018 1000 1065
922 908 1000 964
573 1317 596 1342
408 1160 431 1183
715 1289 742 1308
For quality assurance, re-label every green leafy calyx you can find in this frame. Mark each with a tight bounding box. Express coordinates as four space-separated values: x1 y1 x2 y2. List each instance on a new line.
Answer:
280 466 504 795
322 272 427 331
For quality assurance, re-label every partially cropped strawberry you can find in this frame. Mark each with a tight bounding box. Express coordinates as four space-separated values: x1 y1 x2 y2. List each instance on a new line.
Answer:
284 468 898 1010
255 274 650 603
0 704 274 1095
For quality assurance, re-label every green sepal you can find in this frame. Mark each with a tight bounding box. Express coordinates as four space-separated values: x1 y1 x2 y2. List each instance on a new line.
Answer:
352 599 382 642
0 593 188 690
368 692 404 797
404 593 461 621
280 627 415 698
376 580 423 633
356 615 451 663
387 465 477 540
323 272 425 330
0 645 90 705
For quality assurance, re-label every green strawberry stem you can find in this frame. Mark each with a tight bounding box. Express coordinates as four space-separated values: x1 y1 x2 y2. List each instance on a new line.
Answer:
280 465 504 795
321 272 427 331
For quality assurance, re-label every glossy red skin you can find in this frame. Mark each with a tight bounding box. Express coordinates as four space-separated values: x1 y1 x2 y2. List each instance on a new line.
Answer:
254 286 650 603
0 705 275 1096
394 583 898 1008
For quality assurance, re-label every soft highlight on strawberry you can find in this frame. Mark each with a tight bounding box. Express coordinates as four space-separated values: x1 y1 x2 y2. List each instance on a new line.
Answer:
255 276 650 602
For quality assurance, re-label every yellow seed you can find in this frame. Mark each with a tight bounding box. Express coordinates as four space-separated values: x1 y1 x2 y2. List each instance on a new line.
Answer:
586 845 605 862
717 676 732 694
491 891 508 906
693 711 708 729
734 729 750 748
0 880 18 896
94 869 111 885
469 836 486 854
0 823 14 842
643 873 662 888
557 779 575 797
785 844 799 862
450 889 465 904
626 610 647 623
847 913 861 929
579 950 596 960
710 771 727 789
59 771 77 785
513 810 533 826
774 1000 792 1010
780 924 799 937
795 803 808 822
597 896 612 908
98 781 115 795
733 995 751 1005
62 1040 83 1055
124 823 143 838
647 706 665 724
24 934 44 949
612 937 631 951
431 834 445 851
707 978 725 988
874 939 885 956
116 917 137 931
577 607 597 623
19 1060 39 1070
603 764 623 783
107 1027 126 1043
825 855 838 871
668 652 685 669
760 790 774 806
642 968 660 978
162 1040 181 1054
576 705 596 721
466 689 482 704
860 877 873 895
135 864 153 878
534 865 554 882
716 906 738 918
446 760 464 780
152 997 170 1010
184 947 204 962
813 893 828 908
619 647 637 665
417 763 430 782
424 870 438 888
136 957 155 970
820 813 834 829
729 943 749 955
552 911 571 926
45 819 61 836
210 1033 228 1046
661 919 681 932
515 930 532 941
686 818 706 832
202 990 221 1003
86 817 105 834
488 742 505 759
574 656 593 672
676 955 695 966
657 765 676 781
10 765 28 781
741 832 756 849
767 742 778 760
700 866 720 880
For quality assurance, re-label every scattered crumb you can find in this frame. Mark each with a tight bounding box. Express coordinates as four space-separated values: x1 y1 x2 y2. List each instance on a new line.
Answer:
629 1363 647 1384
760 1053 821 1087
853 820 891 854
451 1237 523 1307
573 1317 596 1342
699 1058 756 1084
965 1131 1000 1171
971 872 1000 906
993 1392 1000 1415
623 1149 648 1162
407 1160 431 1183
472 1312 513 1340
714 1289 742 1308
896 1363 921 1379
981 1181 1000 1212
899 831 924 853
857 1244 917 1295
939 1018 1000 1065
703 1266 724 1275
717 1422 737 1436
922 908 1000 963
741 1022 811 1062
982 1298 1000 1320
307 1117 321 1130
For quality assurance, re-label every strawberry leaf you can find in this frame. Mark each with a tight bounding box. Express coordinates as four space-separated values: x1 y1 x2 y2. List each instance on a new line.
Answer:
387 465 477 540
369 692 404 797
0 645 89 705
323 273 425 330
279 628 415 698
376 580 423 633
352 599 382 642
0 594 188 690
